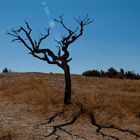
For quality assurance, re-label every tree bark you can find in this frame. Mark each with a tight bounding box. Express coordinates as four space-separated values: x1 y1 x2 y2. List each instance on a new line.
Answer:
64 64 71 105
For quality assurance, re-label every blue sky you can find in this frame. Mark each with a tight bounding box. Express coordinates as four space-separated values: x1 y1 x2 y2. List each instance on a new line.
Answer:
0 0 140 74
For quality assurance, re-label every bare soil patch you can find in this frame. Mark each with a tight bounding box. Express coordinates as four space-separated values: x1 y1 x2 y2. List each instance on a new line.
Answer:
0 73 140 139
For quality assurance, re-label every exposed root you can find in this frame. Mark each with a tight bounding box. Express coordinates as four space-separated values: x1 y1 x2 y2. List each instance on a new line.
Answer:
37 105 140 140
47 111 64 123
89 112 140 140
45 108 86 140
39 111 64 126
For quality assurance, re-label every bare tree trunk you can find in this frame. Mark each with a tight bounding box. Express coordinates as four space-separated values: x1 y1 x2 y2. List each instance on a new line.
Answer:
64 64 71 105
8 16 92 106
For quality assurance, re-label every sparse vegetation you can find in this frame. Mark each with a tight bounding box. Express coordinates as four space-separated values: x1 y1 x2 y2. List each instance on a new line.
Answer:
82 67 140 79
0 73 140 139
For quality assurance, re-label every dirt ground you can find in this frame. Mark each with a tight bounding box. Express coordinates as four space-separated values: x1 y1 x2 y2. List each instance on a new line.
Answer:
0 73 140 140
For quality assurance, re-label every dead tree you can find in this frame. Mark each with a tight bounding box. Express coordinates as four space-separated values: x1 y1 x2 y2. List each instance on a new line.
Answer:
7 15 92 105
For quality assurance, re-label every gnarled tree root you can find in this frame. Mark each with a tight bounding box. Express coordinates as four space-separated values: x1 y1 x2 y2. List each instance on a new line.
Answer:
89 112 140 140
41 108 87 140
38 106 140 140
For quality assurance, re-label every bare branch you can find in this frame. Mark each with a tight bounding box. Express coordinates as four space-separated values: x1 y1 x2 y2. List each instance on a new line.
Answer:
34 48 58 60
54 15 72 34
30 51 62 68
54 15 92 50
74 14 93 26
66 58 72 63
55 40 63 48
20 26 35 49
8 23 63 69
37 28 50 48
11 38 20 42
66 15 93 44
24 20 32 34
7 31 18 38
18 36 33 52
58 48 61 58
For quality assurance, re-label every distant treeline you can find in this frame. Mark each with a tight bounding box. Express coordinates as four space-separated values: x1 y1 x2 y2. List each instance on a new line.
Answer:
82 67 140 79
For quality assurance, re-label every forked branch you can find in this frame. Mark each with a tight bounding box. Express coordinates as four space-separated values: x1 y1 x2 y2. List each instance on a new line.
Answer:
7 21 63 68
55 15 93 48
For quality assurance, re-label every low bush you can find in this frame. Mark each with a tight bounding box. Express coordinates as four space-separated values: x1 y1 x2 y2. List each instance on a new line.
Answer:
2 68 12 73
82 67 140 80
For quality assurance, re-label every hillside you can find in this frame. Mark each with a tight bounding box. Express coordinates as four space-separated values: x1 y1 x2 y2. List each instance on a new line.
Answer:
0 72 140 140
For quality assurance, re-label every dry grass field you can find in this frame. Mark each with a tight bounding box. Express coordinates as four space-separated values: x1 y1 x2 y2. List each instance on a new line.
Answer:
0 72 140 140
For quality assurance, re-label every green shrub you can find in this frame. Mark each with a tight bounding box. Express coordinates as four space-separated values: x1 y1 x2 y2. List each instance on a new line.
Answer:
2 68 11 73
82 67 140 80
125 71 137 79
82 70 101 77
107 67 119 78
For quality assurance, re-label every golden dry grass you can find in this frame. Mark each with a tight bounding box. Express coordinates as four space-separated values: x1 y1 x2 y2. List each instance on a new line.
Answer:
0 73 64 114
72 76 140 127
0 72 140 139
0 126 17 140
